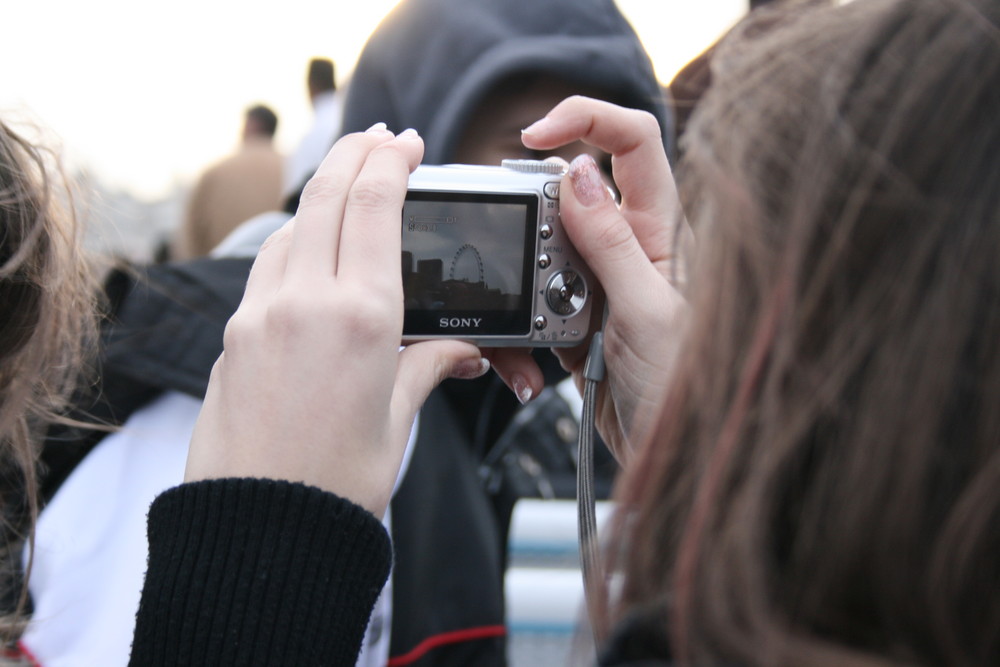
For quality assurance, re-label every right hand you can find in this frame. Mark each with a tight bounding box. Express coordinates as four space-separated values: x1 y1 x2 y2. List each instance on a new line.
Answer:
514 96 692 463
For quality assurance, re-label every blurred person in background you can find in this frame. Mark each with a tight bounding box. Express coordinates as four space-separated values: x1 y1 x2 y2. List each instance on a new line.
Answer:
284 57 343 198
172 104 283 260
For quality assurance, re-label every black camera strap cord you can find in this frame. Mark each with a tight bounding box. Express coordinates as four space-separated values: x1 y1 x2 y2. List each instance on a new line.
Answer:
578 327 608 651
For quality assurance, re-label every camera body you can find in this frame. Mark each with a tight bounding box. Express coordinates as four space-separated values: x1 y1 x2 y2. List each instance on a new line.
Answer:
402 160 593 346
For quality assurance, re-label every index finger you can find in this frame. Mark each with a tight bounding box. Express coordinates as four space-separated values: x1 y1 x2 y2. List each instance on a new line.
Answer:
337 129 424 287
521 96 674 215
522 96 691 281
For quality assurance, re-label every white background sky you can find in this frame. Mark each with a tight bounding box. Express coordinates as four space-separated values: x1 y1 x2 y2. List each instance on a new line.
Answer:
1 1 746 200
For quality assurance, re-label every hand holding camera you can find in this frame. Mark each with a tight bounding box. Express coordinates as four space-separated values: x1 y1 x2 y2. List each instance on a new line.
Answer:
184 126 485 518
508 96 693 463
184 97 691 509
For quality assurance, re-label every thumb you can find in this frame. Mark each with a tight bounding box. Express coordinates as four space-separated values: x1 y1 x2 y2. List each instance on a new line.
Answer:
393 340 489 418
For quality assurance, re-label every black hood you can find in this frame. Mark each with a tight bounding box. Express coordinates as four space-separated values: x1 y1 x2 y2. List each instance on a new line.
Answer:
341 0 674 164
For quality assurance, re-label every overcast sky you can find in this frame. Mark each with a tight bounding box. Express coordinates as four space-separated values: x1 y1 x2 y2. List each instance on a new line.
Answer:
0 1 745 200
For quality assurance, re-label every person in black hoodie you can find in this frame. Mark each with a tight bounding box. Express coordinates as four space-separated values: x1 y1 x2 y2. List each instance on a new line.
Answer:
338 0 672 663
340 0 673 163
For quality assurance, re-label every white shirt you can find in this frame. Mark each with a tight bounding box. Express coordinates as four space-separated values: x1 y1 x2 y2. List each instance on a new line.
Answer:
284 90 343 196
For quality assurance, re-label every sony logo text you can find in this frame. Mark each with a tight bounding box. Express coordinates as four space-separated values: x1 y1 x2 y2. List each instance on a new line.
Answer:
440 317 483 328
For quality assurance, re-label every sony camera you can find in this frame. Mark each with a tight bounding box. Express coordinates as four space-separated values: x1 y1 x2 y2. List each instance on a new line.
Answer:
402 160 593 346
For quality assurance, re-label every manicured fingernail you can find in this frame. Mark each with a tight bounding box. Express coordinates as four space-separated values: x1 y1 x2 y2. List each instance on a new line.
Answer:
521 117 552 138
569 154 609 208
366 122 389 133
451 357 490 380
399 128 419 139
512 374 534 405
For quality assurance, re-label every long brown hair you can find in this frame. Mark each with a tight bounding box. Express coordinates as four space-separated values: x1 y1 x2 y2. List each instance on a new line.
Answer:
611 1 1000 665
0 120 99 643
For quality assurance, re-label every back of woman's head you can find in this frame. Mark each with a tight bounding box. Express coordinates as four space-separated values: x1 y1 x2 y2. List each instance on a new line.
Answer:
613 1 1000 665
0 120 97 638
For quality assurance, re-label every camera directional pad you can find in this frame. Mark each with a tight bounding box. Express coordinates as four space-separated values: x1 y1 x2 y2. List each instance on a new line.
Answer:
545 269 587 316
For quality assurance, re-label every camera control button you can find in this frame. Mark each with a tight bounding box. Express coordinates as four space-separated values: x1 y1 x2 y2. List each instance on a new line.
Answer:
546 270 587 316
534 315 548 331
538 253 551 269
544 182 561 200
540 224 553 240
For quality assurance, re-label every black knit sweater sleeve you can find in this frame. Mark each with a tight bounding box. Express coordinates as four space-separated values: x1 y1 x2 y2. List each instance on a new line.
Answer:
129 478 392 666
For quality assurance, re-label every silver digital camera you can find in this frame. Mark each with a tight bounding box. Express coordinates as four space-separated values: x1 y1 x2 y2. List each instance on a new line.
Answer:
401 160 593 346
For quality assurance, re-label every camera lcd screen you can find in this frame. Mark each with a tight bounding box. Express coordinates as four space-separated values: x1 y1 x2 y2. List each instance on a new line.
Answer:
402 191 537 337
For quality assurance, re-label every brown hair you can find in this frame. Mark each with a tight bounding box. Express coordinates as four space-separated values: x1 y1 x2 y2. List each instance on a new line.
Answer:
611 1 1000 665
0 120 99 642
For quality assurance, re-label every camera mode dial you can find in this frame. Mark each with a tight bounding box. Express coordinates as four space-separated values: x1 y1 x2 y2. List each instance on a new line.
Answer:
500 159 566 175
545 269 587 316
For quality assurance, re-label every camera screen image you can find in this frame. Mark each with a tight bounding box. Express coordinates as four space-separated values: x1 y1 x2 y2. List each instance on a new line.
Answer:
402 191 537 336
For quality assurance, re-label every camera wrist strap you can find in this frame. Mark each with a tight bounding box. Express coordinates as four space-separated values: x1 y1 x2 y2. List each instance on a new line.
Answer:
578 329 607 650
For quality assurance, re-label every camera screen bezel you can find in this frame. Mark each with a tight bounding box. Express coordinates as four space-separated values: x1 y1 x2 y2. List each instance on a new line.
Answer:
401 189 539 338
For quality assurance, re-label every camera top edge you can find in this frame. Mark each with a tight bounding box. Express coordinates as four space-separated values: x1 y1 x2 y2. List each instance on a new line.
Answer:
408 160 567 194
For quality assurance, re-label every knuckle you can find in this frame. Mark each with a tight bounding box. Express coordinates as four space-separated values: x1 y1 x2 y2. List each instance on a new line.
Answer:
255 225 291 258
206 354 225 383
591 217 635 256
335 294 397 340
265 292 317 335
263 289 397 345
348 173 398 213
564 94 591 108
632 109 663 142
222 309 258 351
299 174 348 208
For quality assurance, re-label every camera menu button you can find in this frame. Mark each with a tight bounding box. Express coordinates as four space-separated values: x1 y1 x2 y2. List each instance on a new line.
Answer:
538 254 552 269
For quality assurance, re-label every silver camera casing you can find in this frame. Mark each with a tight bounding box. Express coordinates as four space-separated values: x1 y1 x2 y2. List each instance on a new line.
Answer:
402 160 593 347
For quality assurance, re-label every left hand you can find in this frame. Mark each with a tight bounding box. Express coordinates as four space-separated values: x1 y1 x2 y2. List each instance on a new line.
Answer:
184 126 487 518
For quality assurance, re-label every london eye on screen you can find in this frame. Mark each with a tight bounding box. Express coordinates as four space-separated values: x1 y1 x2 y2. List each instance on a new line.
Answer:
402 198 529 311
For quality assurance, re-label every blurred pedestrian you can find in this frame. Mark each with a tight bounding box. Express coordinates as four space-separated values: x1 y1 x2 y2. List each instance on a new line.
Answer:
173 104 283 259
284 58 342 197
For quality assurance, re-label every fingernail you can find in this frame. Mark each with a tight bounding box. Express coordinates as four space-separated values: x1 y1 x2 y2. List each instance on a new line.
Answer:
399 128 420 139
366 122 389 133
569 154 609 208
521 117 552 138
451 357 490 380
512 374 534 405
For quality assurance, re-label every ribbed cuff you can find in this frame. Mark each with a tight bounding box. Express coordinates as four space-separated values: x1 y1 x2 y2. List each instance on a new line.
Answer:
130 478 392 666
